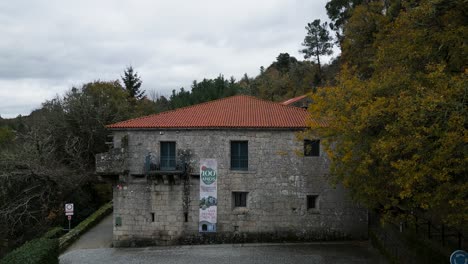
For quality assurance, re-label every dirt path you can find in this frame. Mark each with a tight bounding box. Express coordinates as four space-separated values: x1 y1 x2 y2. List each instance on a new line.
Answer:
63 214 113 253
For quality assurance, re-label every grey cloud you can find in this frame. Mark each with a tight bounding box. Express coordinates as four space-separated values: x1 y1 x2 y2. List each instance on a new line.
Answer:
0 0 333 118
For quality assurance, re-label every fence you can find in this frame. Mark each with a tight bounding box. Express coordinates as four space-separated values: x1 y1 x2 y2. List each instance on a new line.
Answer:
410 216 464 249
369 211 465 264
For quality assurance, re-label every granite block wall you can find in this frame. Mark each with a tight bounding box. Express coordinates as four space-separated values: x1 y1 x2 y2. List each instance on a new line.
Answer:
111 129 368 246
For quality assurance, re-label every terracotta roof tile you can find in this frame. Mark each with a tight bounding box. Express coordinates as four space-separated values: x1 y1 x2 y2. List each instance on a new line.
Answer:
280 94 308 105
107 95 311 129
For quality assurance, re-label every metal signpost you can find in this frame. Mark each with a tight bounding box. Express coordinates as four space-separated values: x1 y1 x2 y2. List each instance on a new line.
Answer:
65 203 74 230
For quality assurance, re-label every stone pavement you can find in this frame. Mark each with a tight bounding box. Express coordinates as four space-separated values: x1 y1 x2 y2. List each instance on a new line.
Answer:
60 241 387 264
63 214 113 253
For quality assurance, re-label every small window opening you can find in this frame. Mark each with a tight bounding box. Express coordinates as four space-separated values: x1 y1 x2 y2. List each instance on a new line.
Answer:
307 195 319 209
184 212 188 222
233 192 248 207
304 140 320 156
115 216 122 227
151 213 155 222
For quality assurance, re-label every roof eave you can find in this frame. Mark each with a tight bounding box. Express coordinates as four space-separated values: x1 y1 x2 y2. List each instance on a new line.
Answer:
107 126 308 131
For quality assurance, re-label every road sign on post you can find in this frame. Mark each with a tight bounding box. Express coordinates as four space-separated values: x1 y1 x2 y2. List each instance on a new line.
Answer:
65 203 74 230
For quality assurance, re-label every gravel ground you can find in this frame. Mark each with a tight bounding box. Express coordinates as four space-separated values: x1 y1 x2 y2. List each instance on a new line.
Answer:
60 241 387 264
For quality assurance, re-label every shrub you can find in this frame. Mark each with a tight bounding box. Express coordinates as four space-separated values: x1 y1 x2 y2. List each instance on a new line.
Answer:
43 227 65 239
0 238 58 264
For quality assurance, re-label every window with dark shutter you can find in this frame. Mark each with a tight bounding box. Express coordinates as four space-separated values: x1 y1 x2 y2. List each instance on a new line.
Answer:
233 192 248 207
304 140 320 156
231 141 248 170
160 142 176 170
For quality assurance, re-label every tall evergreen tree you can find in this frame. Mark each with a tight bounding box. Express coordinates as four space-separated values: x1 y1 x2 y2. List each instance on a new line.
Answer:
121 66 144 100
300 19 334 76
325 0 364 42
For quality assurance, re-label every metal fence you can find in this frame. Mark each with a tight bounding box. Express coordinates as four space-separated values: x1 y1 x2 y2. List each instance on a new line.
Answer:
369 211 465 263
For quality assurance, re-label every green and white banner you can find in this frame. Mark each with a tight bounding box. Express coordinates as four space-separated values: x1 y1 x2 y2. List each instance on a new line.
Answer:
199 159 217 232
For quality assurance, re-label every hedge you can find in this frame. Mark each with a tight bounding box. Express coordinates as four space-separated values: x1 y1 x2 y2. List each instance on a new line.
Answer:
0 238 58 264
59 201 113 251
43 227 65 239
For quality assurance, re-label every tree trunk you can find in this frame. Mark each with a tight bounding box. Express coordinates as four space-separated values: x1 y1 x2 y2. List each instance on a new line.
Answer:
316 46 322 83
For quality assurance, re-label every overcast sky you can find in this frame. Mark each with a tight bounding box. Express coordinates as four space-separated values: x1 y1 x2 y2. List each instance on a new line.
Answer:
0 0 334 118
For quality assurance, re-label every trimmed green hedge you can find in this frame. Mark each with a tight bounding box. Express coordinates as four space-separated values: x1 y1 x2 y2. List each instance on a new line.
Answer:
59 201 113 251
0 238 58 264
43 227 64 239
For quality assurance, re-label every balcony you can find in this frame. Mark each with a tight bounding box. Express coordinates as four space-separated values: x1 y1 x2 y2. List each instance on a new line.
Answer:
144 154 186 185
95 148 126 175
144 154 185 175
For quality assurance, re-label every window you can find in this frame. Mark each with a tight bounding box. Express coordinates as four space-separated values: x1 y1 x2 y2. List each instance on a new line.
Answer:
115 216 122 227
304 140 320 156
307 195 319 209
160 142 176 170
233 192 248 207
151 213 155 222
231 141 248 170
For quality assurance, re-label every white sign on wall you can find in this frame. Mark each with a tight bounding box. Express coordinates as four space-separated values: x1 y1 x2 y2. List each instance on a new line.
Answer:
199 159 217 232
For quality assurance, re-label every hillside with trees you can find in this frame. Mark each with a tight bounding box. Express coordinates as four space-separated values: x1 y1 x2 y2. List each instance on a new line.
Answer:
0 51 340 255
1 0 465 258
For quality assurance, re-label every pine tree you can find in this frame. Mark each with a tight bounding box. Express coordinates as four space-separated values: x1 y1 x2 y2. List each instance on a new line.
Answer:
300 19 334 75
121 66 144 100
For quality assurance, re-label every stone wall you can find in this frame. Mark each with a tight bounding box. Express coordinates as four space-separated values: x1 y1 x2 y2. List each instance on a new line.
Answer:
111 129 368 246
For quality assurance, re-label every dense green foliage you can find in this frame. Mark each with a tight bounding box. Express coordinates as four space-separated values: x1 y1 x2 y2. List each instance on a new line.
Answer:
325 0 364 40
0 238 58 264
0 126 14 148
307 0 467 229
0 76 154 255
251 53 323 100
169 75 241 109
166 53 337 108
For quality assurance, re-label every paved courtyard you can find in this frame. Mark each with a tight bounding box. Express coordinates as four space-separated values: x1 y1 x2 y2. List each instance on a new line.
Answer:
64 214 113 253
60 241 387 264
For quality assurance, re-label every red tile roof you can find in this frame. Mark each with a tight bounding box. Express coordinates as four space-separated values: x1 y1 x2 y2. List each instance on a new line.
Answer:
107 95 311 129
280 94 308 105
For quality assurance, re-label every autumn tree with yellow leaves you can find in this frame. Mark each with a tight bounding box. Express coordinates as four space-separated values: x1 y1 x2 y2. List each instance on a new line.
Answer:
307 0 467 229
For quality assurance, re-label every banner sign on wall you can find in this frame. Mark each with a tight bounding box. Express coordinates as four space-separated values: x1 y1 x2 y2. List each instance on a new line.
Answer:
199 159 217 232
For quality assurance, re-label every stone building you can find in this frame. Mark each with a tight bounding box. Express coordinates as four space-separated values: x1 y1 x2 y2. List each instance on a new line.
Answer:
96 95 367 247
